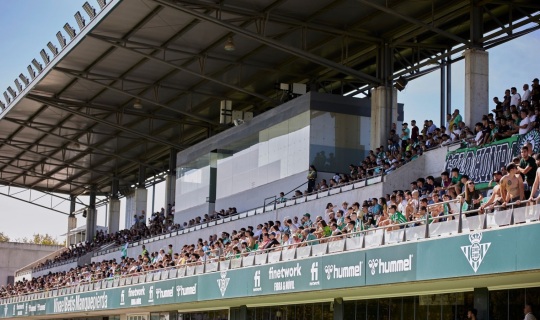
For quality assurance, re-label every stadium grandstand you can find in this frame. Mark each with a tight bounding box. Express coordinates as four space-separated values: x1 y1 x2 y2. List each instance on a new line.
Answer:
1 1 540 320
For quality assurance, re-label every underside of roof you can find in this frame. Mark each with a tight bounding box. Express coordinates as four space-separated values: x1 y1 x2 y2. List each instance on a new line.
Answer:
0 0 538 202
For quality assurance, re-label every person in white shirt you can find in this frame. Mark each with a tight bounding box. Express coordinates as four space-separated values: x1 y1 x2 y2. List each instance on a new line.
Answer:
523 303 537 320
518 109 530 135
511 87 522 107
522 84 532 105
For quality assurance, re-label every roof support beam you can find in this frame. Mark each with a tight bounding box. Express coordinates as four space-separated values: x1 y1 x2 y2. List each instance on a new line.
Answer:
153 0 382 85
167 0 381 43
2 117 167 177
54 66 218 126
356 0 469 46
27 94 190 151
88 34 276 104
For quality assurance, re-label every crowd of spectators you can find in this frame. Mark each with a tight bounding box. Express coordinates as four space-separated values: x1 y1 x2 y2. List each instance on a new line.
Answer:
6 79 540 299
6 145 538 298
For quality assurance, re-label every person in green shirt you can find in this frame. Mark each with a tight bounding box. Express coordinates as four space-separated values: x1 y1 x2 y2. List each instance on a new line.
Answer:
448 168 463 195
388 205 408 229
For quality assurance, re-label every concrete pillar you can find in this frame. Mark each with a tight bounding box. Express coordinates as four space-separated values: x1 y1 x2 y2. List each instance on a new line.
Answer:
108 178 121 234
464 49 489 126
135 187 148 224
66 214 77 247
125 192 135 228
86 188 97 242
67 195 77 247
165 175 175 213
370 86 398 150
108 198 121 234
474 287 489 320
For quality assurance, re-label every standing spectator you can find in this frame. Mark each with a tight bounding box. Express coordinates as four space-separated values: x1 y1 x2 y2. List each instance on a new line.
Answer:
411 120 419 142
500 163 525 205
518 146 537 196
518 109 531 135
307 165 317 193
532 78 540 106
401 123 410 148
511 87 522 107
503 89 511 109
522 84 532 105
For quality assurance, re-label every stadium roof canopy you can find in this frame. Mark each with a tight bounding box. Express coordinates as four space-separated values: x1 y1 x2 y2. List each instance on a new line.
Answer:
0 0 538 211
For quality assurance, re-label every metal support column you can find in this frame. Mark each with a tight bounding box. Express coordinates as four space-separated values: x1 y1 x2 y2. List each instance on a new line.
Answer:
447 57 452 115
440 55 447 127
165 149 177 216
108 178 121 234
67 195 77 247
135 165 148 223
86 187 97 241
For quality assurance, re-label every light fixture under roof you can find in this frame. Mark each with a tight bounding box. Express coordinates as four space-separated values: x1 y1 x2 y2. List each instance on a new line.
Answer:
0 100 4 111
83 1 96 19
14 79 23 92
7 86 17 98
47 42 58 56
19 73 29 86
64 23 76 39
3 92 11 103
75 11 86 29
97 0 107 9
224 36 235 51
27 65 36 79
133 99 143 109
40 49 50 64
31 59 43 72
56 31 67 48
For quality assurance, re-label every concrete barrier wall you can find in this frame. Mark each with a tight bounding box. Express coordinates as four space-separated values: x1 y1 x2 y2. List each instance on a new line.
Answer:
0 243 62 285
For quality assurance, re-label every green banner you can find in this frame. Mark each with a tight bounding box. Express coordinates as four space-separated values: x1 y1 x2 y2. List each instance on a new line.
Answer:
444 131 540 187
2 223 540 318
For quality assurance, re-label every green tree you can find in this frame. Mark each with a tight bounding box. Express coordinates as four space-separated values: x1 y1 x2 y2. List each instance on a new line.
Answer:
15 233 62 246
0 232 9 242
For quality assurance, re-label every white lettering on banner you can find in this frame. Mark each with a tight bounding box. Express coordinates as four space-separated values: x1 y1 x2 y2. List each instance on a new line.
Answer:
148 286 154 303
273 280 295 291
156 287 175 299
309 262 320 286
52 293 108 313
268 263 302 279
253 270 262 292
368 255 414 275
176 284 197 296
26 303 45 313
128 287 146 297
120 289 125 306
131 298 142 306
324 262 363 280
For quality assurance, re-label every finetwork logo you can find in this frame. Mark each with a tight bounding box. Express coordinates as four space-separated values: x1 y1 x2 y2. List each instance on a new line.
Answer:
217 271 230 297
461 232 491 273
310 262 320 286
148 286 154 303
253 270 262 292
120 290 125 306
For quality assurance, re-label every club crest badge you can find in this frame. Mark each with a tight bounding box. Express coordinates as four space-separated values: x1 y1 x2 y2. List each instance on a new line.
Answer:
461 232 491 273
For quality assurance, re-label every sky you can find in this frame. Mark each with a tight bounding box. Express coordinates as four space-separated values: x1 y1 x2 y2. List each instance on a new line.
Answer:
0 1 539 241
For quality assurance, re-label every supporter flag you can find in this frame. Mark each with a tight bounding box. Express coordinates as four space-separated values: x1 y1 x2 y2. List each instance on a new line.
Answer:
121 242 128 258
